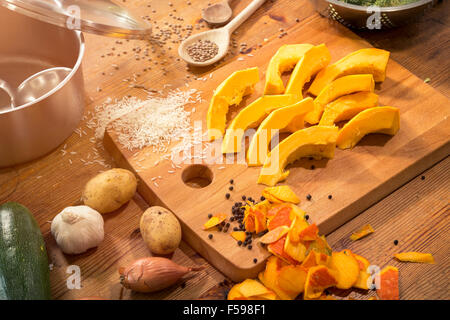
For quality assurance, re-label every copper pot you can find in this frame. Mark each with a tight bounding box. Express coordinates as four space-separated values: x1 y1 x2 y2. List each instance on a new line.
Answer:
0 5 85 167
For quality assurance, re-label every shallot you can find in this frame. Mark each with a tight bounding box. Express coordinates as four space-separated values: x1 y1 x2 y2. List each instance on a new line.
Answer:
119 257 204 293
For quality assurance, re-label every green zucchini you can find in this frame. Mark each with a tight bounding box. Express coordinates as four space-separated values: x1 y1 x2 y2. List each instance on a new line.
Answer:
0 202 51 300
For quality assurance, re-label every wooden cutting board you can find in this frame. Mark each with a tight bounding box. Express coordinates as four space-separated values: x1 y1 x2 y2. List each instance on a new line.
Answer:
104 14 450 281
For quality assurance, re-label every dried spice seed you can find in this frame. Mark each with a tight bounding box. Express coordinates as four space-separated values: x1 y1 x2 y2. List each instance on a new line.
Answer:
208 213 213 218
186 39 219 62
230 179 234 184
305 215 309 220
229 186 234 191
237 240 242 246
208 234 213 239
242 195 246 201
225 193 230 199
253 258 258 263
306 194 312 201
394 240 399 245
328 195 333 199
421 175 425 180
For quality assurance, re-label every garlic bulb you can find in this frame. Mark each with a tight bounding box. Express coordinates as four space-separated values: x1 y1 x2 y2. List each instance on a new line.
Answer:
51 206 104 254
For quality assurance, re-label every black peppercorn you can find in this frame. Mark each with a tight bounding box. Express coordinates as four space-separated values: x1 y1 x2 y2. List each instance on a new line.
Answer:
233 227 238 231
230 179 234 184
421 175 425 180
394 240 399 245
237 240 242 246
306 194 312 201
311 165 315 170
225 193 230 199
261 196 266 201
328 195 332 199
229 186 234 191
242 195 246 201
248 245 253 250
305 215 309 220
208 213 213 218
208 234 213 239
253 258 258 263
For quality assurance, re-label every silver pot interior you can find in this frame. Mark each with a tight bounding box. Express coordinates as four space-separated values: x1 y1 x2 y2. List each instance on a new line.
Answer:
0 5 81 108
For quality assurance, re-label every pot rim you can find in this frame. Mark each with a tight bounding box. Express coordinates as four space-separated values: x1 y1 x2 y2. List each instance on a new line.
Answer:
0 30 85 115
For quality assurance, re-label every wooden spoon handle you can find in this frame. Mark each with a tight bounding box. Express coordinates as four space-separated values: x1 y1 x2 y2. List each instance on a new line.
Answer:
224 0 266 34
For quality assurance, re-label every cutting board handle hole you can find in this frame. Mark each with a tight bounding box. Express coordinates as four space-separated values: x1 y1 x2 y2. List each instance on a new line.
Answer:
181 164 213 189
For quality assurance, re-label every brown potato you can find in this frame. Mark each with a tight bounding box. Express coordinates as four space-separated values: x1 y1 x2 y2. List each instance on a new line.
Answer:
140 206 181 255
82 168 137 214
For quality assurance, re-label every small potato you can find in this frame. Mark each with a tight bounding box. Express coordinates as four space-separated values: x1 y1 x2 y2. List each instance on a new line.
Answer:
82 168 137 214
140 206 182 255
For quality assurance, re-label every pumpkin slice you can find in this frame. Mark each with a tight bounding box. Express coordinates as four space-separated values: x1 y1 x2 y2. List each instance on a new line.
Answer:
284 232 307 263
247 98 314 166
305 235 333 257
222 94 299 154
238 279 271 297
264 44 314 95
268 236 298 265
309 48 390 96
336 106 400 149
304 265 338 300
394 252 435 264
258 126 338 186
227 282 245 300
262 185 300 204
277 265 308 295
329 250 360 289
259 256 297 300
231 231 247 242
350 223 375 241
259 226 290 244
318 92 379 127
288 216 309 243
267 205 293 230
253 209 267 234
301 250 330 269
353 254 371 290
298 223 319 241
305 74 375 124
285 44 331 97
207 67 259 141
377 266 399 300
203 213 227 230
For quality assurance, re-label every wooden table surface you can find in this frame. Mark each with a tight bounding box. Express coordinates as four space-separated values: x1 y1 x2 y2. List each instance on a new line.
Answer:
0 0 448 300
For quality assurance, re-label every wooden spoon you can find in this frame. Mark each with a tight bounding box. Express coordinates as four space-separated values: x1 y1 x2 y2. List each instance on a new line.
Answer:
202 0 233 26
178 0 266 67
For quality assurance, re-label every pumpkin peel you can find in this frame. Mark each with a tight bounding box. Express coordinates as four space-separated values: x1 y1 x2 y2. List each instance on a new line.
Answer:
394 252 435 264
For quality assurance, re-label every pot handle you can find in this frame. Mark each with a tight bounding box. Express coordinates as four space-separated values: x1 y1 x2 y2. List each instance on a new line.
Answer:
0 78 16 111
